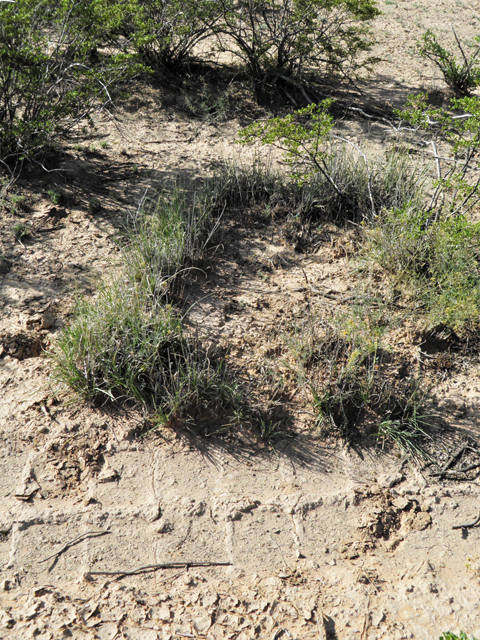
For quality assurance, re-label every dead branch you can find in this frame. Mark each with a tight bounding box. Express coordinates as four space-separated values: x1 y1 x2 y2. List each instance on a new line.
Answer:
39 531 111 564
452 510 480 530
86 561 232 579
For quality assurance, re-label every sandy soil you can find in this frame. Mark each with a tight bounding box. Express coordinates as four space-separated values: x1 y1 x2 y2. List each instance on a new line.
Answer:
1 1 480 638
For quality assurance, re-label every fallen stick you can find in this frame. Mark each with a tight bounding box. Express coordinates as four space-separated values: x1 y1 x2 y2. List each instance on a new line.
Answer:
457 462 480 474
86 561 232 578
452 511 480 530
39 531 111 564
430 444 469 478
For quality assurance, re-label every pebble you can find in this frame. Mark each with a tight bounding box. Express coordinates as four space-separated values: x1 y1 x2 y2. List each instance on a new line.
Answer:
377 473 404 489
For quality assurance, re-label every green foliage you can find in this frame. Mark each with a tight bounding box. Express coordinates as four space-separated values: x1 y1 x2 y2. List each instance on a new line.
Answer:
396 93 480 215
47 189 66 206
214 0 380 84
110 0 222 73
88 197 102 214
364 205 480 331
51 178 248 433
239 102 426 222
0 0 138 170
417 29 480 96
287 312 429 457
123 185 218 299
51 277 243 433
10 222 30 241
240 102 335 183
440 633 479 640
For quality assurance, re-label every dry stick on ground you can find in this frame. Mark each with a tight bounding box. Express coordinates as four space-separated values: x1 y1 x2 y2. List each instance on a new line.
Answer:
429 444 471 478
86 561 232 579
39 531 112 564
452 510 480 530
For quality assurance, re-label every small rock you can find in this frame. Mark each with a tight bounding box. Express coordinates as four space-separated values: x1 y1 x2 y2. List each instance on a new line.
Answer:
96 622 119 640
263 576 282 589
392 496 411 511
377 473 404 489
155 605 171 622
411 512 432 531
201 592 218 608
143 502 162 523
156 521 174 534
1 580 11 591
25 603 42 621
0 611 15 629
41 310 56 329
193 614 212 633
123 627 158 640
97 464 119 483
371 611 385 627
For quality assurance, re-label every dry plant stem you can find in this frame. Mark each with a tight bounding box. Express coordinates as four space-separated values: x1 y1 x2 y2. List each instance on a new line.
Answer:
332 133 375 216
39 531 112 564
452 510 480 530
87 561 232 578
430 444 470 478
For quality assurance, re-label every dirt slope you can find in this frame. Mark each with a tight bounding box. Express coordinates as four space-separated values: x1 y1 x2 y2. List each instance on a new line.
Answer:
1 1 480 638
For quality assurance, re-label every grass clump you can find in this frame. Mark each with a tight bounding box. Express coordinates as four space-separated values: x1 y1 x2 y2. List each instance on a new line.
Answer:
364 205 480 331
123 186 214 295
51 278 243 434
51 183 248 435
287 309 430 458
238 102 426 223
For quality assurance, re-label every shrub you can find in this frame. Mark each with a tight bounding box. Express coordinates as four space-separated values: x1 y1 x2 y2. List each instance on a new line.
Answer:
0 0 136 170
214 0 379 90
239 102 426 222
395 93 480 218
417 29 480 96
111 0 222 74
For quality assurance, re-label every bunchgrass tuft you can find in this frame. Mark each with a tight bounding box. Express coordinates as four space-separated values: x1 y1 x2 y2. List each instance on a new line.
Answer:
363 205 480 331
204 146 426 225
51 277 244 434
50 180 249 435
286 310 431 459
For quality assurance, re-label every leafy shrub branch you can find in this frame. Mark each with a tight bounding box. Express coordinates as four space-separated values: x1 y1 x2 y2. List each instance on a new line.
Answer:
214 0 379 95
395 93 480 218
0 0 139 173
239 100 426 222
417 29 480 97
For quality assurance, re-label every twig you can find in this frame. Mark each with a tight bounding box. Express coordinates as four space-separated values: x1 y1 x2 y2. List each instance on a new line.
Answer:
452 510 480 530
430 444 469 477
458 462 480 474
39 531 111 564
174 521 192 551
36 226 65 233
86 561 232 578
